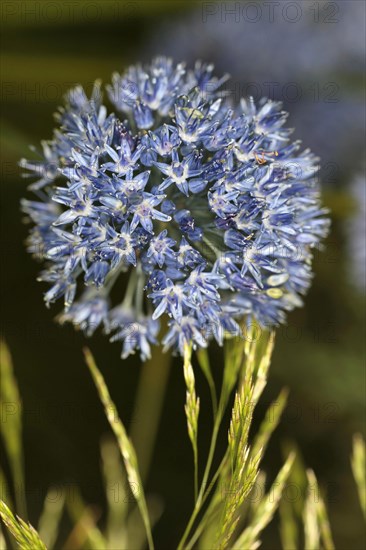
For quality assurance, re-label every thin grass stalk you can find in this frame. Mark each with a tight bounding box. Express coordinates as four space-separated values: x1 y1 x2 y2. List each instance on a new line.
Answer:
183 344 200 501
84 348 154 550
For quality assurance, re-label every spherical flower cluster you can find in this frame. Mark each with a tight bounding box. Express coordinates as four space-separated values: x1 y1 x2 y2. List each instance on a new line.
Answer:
21 57 329 359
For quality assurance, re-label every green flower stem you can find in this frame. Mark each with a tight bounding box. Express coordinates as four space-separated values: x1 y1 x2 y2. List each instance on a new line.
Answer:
121 270 138 309
196 348 218 418
134 267 145 317
130 339 172 483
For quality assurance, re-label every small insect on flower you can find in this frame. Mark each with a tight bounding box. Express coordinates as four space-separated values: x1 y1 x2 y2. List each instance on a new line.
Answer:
21 57 329 359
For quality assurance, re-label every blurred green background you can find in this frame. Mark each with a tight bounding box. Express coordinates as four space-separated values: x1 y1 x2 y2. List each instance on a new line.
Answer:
1 1 365 548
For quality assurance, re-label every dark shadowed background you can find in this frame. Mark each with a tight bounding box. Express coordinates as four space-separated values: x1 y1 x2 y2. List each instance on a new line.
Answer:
1 1 365 548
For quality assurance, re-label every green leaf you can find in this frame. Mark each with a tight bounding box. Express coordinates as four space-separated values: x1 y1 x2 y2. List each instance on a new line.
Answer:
100 437 128 549
0 524 7 550
303 470 320 550
0 469 13 512
351 434 366 519
280 496 298 550
37 487 65 549
0 341 27 518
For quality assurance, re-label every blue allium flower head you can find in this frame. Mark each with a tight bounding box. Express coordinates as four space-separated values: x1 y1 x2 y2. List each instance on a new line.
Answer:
21 57 329 359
